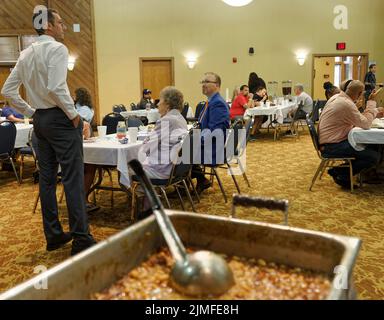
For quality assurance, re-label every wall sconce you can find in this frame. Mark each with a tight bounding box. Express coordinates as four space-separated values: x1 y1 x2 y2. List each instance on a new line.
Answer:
296 52 307 66
68 56 76 71
186 56 197 69
222 0 253 7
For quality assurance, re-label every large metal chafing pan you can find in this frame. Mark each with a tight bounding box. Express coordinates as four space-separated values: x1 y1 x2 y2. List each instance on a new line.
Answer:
0 211 361 300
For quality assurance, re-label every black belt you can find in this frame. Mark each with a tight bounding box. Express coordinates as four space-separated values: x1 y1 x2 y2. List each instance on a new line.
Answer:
35 107 61 112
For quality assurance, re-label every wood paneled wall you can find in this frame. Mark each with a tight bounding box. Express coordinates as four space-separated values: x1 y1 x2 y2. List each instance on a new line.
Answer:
0 0 99 123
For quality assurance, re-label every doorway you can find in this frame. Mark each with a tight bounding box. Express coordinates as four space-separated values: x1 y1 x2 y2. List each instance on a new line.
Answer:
139 58 175 101
312 54 369 100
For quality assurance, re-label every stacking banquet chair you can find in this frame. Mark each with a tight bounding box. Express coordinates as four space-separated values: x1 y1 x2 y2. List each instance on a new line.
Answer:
0 121 20 184
214 118 252 195
18 127 36 183
181 102 190 120
305 115 356 192
311 100 321 123
99 112 128 206
312 100 327 122
186 101 206 123
231 194 289 226
102 112 126 135
130 131 197 221
127 116 143 128
276 102 304 140
112 104 127 114
196 119 247 203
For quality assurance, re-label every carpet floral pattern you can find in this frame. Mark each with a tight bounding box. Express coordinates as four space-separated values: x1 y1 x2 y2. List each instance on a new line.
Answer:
0 131 383 299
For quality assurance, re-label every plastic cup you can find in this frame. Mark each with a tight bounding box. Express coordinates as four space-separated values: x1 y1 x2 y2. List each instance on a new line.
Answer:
128 127 138 143
97 126 107 138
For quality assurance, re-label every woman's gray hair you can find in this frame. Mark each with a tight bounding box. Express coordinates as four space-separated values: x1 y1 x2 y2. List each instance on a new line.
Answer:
160 86 184 111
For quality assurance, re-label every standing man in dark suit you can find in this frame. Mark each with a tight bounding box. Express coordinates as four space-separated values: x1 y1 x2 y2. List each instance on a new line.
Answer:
364 64 379 103
1 8 96 256
193 72 230 193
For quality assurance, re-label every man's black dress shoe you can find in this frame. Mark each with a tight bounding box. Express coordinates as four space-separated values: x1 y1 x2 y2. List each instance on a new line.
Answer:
196 179 212 194
46 232 73 252
71 238 97 256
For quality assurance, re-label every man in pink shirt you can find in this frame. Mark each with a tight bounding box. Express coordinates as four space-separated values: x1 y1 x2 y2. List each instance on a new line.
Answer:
230 85 254 120
318 80 380 188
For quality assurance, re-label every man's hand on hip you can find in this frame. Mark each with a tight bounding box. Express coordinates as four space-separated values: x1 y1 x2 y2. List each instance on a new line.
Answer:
72 115 81 128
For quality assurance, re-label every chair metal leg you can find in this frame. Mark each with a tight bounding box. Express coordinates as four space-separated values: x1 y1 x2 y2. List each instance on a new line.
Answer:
348 160 354 192
212 167 228 203
175 186 185 211
9 158 20 185
33 191 40 214
227 163 241 194
310 160 327 191
159 187 171 209
238 159 251 187
107 169 114 208
19 155 24 183
182 180 196 212
130 183 139 222
319 160 329 180
188 176 200 203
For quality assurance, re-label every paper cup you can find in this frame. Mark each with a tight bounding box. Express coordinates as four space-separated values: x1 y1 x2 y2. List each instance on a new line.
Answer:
97 126 107 138
128 127 138 143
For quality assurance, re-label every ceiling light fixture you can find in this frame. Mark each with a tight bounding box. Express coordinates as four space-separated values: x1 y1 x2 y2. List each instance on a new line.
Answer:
221 0 253 7
68 56 76 71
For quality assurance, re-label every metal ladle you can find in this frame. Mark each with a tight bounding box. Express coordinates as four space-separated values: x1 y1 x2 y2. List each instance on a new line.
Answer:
129 160 235 297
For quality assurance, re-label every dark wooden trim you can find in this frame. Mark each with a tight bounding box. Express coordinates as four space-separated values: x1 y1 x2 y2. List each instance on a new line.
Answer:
90 0 100 125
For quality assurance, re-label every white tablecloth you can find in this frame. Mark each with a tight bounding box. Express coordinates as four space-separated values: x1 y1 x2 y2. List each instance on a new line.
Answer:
348 127 384 151
83 136 143 187
15 124 33 149
244 103 297 124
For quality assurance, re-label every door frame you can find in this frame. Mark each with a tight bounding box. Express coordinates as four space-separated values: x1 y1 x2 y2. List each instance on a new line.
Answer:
139 57 175 94
312 53 369 98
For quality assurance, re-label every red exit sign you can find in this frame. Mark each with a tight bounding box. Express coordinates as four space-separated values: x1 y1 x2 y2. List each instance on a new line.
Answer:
336 42 346 50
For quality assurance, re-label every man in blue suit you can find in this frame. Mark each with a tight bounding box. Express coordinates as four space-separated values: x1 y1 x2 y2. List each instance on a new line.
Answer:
193 72 230 194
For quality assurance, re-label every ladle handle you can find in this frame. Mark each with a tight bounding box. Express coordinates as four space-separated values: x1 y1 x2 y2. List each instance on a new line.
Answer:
129 160 187 263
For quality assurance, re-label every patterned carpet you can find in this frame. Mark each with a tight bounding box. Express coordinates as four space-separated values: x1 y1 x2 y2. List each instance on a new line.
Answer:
0 129 383 299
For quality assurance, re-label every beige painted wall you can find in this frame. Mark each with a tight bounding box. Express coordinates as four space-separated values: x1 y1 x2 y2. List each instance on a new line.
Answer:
94 0 384 119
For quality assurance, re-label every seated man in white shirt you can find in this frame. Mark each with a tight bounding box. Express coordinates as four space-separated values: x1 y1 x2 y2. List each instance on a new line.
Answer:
288 83 313 119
